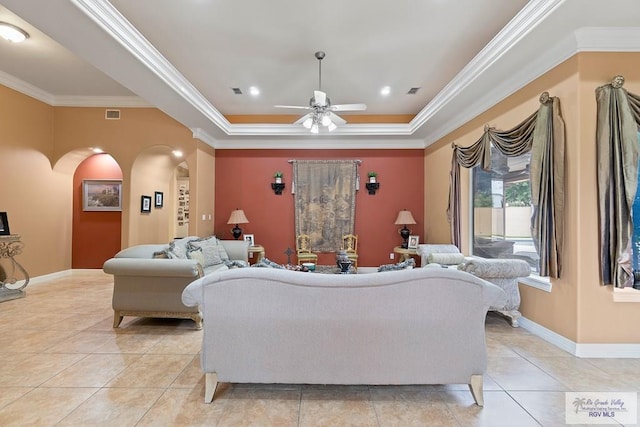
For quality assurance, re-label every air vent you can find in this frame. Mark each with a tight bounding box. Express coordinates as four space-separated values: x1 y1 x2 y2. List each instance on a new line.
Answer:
232 87 243 95
105 109 120 120
407 87 420 95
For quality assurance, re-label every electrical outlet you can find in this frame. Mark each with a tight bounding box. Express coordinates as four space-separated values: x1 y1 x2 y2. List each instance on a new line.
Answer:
390 253 394 260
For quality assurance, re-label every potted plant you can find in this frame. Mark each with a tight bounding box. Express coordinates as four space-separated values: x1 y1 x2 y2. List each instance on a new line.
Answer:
274 171 283 184
367 171 377 183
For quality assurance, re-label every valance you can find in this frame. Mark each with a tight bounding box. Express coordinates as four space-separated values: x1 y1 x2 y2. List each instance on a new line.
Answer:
448 92 565 278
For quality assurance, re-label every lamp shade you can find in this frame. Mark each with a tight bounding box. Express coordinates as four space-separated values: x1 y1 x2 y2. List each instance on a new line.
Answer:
227 209 249 225
394 210 416 225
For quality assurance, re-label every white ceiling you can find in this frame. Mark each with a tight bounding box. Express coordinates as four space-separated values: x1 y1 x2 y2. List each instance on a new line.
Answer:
0 0 639 149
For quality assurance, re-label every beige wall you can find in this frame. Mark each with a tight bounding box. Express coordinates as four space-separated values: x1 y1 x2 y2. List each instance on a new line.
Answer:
0 87 216 275
424 53 640 344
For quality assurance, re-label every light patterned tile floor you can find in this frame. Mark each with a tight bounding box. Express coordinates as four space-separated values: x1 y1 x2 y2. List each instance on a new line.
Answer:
0 270 637 426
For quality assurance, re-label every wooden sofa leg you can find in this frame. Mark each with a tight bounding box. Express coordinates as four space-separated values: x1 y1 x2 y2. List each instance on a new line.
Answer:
205 372 219 403
469 374 484 406
113 312 123 328
193 312 203 330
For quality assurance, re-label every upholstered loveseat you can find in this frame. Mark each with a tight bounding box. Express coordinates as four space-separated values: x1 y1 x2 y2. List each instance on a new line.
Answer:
103 236 249 329
182 266 507 406
417 243 531 326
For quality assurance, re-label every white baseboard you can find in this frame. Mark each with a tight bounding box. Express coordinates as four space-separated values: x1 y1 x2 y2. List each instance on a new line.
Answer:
520 316 640 358
25 269 103 287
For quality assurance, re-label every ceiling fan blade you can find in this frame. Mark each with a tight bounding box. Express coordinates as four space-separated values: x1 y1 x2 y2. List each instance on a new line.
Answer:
274 105 312 110
328 112 347 125
294 113 313 125
329 103 367 112
314 90 327 107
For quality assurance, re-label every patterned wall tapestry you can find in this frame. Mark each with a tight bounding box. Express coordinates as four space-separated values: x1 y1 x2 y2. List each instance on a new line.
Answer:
293 160 358 252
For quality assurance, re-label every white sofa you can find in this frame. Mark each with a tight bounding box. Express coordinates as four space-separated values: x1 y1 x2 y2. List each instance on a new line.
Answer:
103 236 249 329
417 244 531 326
182 266 506 406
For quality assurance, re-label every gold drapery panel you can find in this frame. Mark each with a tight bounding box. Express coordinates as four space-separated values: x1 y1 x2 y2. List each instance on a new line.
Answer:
293 160 358 252
596 76 640 288
447 93 565 278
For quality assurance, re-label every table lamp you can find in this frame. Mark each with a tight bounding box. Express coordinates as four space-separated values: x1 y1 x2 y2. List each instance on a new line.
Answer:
394 209 416 248
227 209 249 240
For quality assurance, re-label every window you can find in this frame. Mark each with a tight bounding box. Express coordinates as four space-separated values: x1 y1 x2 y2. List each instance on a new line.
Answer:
631 132 640 279
471 145 539 274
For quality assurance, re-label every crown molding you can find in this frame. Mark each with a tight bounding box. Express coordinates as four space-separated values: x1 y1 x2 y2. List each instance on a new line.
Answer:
0 69 55 104
53 95 151 107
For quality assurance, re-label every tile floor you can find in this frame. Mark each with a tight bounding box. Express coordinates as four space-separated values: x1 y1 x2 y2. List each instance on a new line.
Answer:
0 270 638 426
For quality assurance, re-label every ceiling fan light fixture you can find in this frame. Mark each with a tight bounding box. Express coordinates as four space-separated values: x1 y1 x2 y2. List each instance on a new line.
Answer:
327 122 337 132
0 22 29 43
310 123 319 134
321 114 332 127
302 117 313 129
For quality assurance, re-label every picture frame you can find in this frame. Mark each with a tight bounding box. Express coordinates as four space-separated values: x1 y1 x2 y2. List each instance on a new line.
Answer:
244 234 255 247
141 195 152 213
82 179 122 211
408 235 420 249
0 212 10 236
154 191 164 208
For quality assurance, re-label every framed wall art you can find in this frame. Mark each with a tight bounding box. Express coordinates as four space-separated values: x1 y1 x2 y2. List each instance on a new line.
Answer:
0 212 10 235
141 195 152 213
154 191 164 208
82 180 122 211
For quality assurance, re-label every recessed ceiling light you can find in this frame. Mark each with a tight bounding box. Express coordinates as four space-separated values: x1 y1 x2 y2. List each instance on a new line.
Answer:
0 22 29 43
380 86 391 96
249 86 260 96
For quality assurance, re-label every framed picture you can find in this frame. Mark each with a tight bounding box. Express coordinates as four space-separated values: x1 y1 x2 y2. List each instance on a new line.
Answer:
0 212 10 236
244 234 255 247
141 195 152 213
154 191 164 208
408 235 420 249
82 179 122 211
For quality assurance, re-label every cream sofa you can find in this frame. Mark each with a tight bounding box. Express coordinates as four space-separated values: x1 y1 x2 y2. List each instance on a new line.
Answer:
103 236 249 329
182 266 506 406
417 244 531 326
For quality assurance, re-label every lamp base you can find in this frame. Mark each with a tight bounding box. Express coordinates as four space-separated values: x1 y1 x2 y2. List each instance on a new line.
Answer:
399 226 410 249
231 225 242 240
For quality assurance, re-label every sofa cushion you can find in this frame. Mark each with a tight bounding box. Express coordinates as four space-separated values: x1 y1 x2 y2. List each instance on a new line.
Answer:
427 252 466 265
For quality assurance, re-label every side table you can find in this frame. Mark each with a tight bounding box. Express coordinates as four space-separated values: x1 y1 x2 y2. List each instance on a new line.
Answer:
248 245 265 264
0 234 30 302
393 246 420 266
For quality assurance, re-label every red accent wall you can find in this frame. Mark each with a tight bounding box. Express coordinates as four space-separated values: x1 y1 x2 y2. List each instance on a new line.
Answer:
72 154 122 268
215 149 424 267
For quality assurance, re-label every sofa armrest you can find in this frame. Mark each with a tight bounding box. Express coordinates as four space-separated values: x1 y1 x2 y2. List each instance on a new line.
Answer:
459 257 531 279
103 258 203 278
220 240 250 262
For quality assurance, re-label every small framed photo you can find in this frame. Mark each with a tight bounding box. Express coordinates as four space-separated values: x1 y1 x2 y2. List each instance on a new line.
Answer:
154 191 164 208
408 235 420 249
141 195 152 213
244 234 255 247
0 212 10 236
82 179 122 211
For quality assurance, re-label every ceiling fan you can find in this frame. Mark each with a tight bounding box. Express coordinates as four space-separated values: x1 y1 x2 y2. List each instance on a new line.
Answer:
274 51 367 133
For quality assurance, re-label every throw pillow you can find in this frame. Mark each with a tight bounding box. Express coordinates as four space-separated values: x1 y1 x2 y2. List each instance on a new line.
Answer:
251 257 284 269
152 250 168 259
186 247 206 266
427 252 466 265
166 240 188 259
378 258 416 272
224 260 249 269
187 236 224 267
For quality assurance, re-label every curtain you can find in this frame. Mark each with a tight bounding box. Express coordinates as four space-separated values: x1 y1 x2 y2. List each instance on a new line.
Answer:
293 160 358 252
447 92 565 278
596 76 640 288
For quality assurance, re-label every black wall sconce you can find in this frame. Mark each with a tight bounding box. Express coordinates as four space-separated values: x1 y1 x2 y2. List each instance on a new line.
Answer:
271 182 285 195
365 182 379 195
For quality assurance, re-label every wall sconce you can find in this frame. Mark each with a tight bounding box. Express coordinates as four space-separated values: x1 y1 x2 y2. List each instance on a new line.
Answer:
271 171 285 195
365 171 379 195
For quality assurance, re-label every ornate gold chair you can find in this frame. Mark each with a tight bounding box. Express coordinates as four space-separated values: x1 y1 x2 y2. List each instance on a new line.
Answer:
341 234 359 269
296 234 318 265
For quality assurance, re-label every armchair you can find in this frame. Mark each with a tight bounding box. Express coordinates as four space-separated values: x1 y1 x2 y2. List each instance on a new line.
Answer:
341 234 358 269
296 234 318 265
